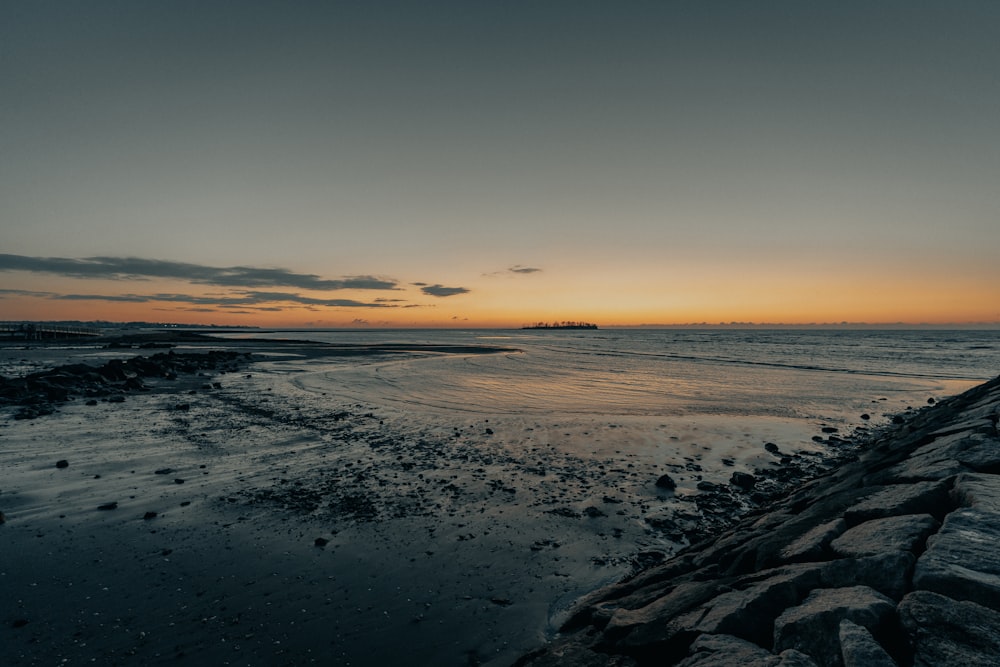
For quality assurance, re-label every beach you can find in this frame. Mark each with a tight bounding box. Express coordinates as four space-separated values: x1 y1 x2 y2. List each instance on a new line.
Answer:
1 331 995 666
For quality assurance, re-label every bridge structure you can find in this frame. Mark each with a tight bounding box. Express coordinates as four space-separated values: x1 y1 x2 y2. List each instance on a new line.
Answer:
0 322 104 340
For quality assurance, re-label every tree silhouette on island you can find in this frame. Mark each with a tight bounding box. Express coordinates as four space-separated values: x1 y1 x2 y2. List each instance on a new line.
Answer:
521 321 598 330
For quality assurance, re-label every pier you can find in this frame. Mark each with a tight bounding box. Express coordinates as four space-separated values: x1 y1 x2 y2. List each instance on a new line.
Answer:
0 322 104 340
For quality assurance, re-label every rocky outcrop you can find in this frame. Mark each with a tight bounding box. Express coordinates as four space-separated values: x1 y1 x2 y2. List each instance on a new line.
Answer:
517 375 1000 667
0 350 251 419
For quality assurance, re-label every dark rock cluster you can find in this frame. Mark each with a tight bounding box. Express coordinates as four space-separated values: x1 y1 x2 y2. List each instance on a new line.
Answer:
517 376 1000 667
0 350 251 419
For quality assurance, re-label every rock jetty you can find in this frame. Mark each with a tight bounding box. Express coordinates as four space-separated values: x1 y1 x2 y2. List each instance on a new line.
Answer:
0 350 250 419
517 375 1000 667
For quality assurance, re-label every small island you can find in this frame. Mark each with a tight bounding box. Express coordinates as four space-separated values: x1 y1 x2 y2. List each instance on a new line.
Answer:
521 321 598 330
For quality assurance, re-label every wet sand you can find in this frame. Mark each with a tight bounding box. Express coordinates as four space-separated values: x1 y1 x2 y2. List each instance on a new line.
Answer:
0 335 880 666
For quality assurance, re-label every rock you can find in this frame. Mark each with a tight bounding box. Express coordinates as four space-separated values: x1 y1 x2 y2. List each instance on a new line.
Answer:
777 651 820 667
174 478 185 484
952 472 1000 512
843 480 951 525
143 511 158 520
871 432 1000 483
860 414 870 421
603 580 726 639
55 459 69 469
154 468 173 475
830 514 940 558
656 474 678 491
514 642 637 667
821 552 915 601
675 633 778 666
778 518 847 563
660 564 826 649
913 507 1000 612
897 590 1000 666
731 472 757 490
97 502 118 510
838 619 896 667
953 434 1000 472
765 442 781 454
314 537 329 547
773 586 896 667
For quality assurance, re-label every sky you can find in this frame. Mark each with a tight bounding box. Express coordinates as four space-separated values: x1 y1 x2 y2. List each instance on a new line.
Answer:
2 1 998 328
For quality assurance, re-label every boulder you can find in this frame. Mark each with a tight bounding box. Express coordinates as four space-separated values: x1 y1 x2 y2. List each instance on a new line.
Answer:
778 518 846 563
821 552 915 601
897 591 1000 667
653 564 826 649
952 472 1000 512
838 619 896 667
773 586 896 667
913 507 1000 612
829 514 939 558
676 634 779 667
656 474 678 491
843 480 951 525
731 472 757 491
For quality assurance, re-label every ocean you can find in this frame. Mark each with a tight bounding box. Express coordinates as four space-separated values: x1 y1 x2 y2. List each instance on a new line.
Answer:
224 327 999 425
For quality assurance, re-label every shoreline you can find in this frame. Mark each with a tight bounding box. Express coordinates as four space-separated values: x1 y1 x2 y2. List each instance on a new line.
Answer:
0 334 989 666
517 375 1000 666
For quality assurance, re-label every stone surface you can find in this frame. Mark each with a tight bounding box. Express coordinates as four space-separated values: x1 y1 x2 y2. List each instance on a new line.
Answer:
913 507 1000 612
829 514 939 558
843 480 951 525
952 472 1000 512
779 518 846 563
838 619 896 667
897 591 1000 667
603 580 724 637
676 634 778 667
514 642 638 667
821 552 915 601
664 565 825 648
773 586 896 667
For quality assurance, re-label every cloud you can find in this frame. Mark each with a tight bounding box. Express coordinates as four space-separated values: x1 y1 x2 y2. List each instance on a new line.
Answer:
483 265 543 277
420 284 470 297
44 290 403 308
0 288 56 298
0 254 398 291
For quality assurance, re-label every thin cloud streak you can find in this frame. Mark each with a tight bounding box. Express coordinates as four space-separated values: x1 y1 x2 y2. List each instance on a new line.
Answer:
0 254 398 291
420 284 470 297
45 291 402 309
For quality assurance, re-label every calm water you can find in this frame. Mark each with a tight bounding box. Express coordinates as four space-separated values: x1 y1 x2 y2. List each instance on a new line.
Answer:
229 328 1000 425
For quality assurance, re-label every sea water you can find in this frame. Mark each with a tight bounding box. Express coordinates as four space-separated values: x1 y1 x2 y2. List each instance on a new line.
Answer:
228 328 1000 425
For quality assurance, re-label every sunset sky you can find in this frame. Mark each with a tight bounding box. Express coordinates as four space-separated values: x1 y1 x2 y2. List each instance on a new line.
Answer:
2 2 998 328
